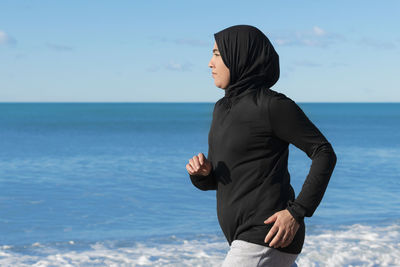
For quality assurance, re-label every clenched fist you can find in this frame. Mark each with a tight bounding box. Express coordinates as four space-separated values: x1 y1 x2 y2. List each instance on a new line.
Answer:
186 152 212 176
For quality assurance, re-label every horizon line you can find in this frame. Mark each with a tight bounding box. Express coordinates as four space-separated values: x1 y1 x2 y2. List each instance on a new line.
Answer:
0 101 399 104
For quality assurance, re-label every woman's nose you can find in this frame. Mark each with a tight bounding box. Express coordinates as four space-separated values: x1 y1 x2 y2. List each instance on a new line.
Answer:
208 58 214 68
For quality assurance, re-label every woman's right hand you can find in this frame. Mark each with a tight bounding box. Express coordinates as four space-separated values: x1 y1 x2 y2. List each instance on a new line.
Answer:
186 152 212 176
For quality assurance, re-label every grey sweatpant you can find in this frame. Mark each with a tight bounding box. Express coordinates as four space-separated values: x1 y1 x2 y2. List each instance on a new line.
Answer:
221 240 299 267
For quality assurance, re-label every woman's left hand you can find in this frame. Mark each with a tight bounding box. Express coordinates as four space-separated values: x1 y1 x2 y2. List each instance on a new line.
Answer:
263 209 300 248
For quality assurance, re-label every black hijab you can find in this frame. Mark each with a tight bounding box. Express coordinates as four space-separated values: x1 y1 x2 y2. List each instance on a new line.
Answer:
214 25 280 109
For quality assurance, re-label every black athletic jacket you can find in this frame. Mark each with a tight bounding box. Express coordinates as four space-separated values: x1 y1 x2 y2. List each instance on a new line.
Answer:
189 25 337 254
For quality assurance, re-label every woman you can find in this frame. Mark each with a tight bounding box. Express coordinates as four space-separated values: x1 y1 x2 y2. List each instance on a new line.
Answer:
186 25 337 267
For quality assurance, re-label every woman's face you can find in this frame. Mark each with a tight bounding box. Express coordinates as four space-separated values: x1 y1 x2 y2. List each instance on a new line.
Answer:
208 42 230 89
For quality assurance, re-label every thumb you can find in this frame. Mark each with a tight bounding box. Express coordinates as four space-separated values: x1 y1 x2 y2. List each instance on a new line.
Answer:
264 213 277 224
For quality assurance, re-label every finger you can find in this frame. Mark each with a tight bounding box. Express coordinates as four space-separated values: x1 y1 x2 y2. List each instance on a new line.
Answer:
198 153 204 165
192 156 201 170
281 239 292 248
264 213 277 224
186 163 195 174
279 232 292 248
278 232 289 248
264 226 278 244
189 158 199 171
270 228 285 248
189 158 195 170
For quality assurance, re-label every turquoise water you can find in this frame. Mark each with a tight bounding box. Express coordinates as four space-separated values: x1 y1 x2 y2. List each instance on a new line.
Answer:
0 102 399 266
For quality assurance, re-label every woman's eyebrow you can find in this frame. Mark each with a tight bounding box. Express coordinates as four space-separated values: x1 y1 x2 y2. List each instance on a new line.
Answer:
213 49 219 53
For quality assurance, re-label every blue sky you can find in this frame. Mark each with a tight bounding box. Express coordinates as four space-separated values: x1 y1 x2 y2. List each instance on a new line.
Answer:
1 0 399 102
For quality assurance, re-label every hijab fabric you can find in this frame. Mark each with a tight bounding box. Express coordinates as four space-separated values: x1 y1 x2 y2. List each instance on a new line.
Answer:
214 25 280 109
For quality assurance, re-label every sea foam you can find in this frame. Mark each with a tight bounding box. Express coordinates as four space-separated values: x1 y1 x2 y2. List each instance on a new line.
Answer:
0 223 399 267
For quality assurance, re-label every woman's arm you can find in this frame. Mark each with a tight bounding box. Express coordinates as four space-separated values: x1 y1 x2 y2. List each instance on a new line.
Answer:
268 93 337 223
188 150 218 191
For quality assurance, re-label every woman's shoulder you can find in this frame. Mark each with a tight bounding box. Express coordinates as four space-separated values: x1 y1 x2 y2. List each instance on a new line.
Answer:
259 88 296 107
261 88 291 100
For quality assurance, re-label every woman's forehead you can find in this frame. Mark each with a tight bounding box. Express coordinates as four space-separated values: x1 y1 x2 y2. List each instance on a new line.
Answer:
212 42 219 53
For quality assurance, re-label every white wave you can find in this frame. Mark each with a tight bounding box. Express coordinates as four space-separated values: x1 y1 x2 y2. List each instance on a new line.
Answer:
0 223 399 266
0 237 228 267
298 223 400 267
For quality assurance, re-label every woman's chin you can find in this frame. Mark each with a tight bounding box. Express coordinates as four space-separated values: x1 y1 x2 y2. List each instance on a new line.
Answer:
214 82 228 90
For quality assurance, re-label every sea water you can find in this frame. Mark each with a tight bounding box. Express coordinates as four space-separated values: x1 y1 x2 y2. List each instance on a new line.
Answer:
0 102 399 266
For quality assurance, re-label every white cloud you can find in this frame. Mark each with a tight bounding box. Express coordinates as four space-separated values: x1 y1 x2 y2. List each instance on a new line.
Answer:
147 61 194 72
46 43 74 51
166 61 183 70
165 61 193 71
313 26 325 36
274 39 290 46
0 31 6 44
0 30 16 45
358 37 397 50
271 26 343 48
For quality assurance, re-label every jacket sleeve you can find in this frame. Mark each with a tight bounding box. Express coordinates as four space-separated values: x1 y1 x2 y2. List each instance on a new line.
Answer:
189 146 218 191
268 94 337 223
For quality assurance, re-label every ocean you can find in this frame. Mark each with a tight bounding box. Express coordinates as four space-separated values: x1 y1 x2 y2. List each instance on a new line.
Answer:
0 102 399 266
